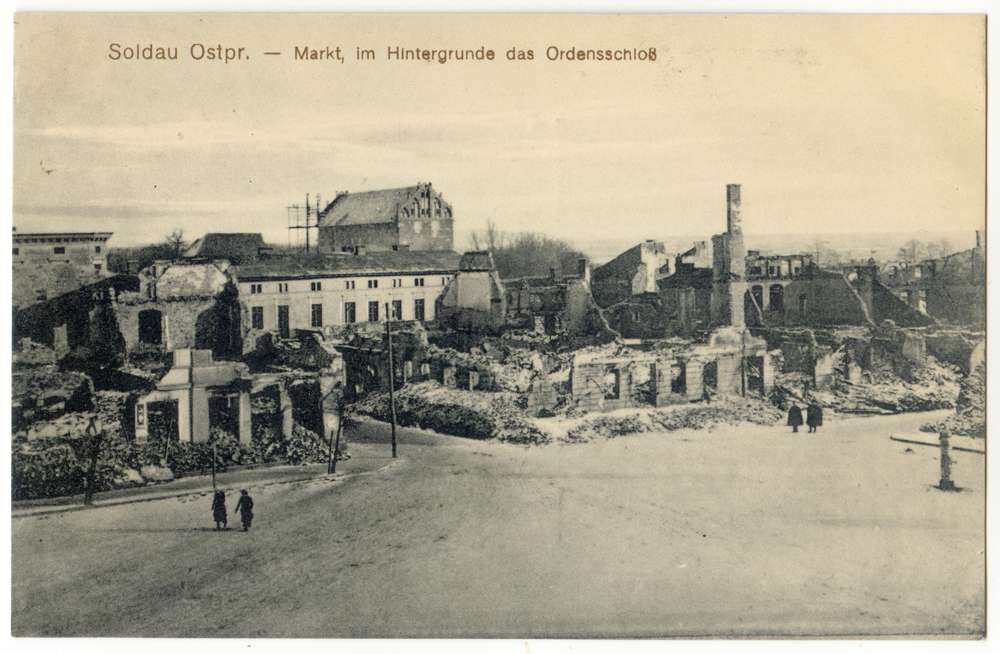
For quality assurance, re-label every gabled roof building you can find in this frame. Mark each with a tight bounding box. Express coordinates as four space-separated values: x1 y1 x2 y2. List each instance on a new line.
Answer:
317 182 454 254
183 233 267 265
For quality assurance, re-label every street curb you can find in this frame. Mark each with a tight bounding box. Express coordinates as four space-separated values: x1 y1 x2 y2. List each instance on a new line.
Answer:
12 458 402 519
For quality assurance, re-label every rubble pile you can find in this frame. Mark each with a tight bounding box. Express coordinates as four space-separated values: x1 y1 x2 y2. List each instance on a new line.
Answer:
12 439 87 501
12 368 94 429
13 338 58 366
921 363 985 439
772 354 960 415
554 396 783 443
349 381 550 445
243 423 332 466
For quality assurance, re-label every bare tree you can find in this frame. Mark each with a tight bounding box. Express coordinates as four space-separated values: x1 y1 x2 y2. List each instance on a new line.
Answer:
469 220 505 256
165 229 186 259
484 219 504 255
928 238 953 260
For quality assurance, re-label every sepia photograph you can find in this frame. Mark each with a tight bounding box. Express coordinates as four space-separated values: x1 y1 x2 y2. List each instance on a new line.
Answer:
8 10 988 641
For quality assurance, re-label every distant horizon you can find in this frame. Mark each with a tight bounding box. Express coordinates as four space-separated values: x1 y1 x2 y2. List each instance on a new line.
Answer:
90 224 979 269
13 15 985 259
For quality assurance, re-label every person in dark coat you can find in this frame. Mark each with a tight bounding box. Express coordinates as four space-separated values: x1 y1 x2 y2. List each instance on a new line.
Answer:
806 402 823 433
787 403 803 433
235 489 254 532
211 490 227 530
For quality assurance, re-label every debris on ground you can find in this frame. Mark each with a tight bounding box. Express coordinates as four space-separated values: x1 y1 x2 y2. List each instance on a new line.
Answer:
920 363 985 439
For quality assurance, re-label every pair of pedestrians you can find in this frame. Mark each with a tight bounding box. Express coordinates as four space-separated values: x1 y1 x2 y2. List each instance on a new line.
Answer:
787 402 823 433
211 489 255 531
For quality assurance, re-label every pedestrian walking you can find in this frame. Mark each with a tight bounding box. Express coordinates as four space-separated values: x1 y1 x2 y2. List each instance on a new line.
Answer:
787 403 803 433
211 490 228 530
806 402 823 433
235 489 254 532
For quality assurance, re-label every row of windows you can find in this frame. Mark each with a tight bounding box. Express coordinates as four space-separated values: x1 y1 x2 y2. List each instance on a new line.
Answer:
245 277 445 294
12 246 102 256
250 299 425 329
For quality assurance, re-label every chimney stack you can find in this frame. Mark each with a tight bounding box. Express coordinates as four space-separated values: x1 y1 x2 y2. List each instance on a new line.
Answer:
727 184 742 234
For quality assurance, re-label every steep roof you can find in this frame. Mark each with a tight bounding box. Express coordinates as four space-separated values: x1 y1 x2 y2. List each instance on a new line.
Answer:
319 187 418 228
459 251 496 272
183 233 265 263
231 250 462 281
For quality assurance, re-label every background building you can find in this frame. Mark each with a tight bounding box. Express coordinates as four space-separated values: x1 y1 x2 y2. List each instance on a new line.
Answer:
12 230 113 309
232 250 462 343
317 183 454 254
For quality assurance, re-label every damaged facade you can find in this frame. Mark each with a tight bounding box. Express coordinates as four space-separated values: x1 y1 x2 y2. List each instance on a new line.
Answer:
879 230 986 328
504 260 605 336
12 230 114 309
13 275 138 364
135 349 252 444
568 328 772 413
114 259 244 361
605 184 936 339
590 240 671 308
317 182 454 253
435 251 508 332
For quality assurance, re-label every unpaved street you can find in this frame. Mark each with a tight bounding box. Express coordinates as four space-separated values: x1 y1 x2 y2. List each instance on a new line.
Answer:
12 411 984 638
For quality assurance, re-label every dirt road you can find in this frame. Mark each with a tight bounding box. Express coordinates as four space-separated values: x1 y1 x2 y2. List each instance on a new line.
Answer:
11 410 984 638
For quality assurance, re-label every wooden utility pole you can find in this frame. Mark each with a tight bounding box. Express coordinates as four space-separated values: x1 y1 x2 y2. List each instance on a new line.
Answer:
385 302 398 458
741 329 747 397
328 400 343 475
83 417 103 506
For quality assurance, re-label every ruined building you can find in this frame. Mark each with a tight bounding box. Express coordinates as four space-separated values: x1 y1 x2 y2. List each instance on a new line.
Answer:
134 349 252 444
12 229 113 309
436 251 508 332
504 260 605 336
879 230 986 328
590 240 671 308
316 182 454 253
114 259 244 361
13 275 138 366
565 328 773 414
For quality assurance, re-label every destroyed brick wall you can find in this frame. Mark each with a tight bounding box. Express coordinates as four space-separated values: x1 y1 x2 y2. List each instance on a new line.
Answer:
782 276 872 327
926 284 986 328
881 246 985 327
868 281 936 328
115 267 242 361
436 267 507 333
590 241 669 308
13 276 137 362
601 294 667 340
503 275 608 338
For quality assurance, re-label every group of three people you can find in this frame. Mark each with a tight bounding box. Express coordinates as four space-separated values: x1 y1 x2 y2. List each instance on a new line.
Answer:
211 489 254 531
787 401 823 433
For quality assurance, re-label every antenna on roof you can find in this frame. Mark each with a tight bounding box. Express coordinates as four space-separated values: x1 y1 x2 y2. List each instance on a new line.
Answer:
287 193 319 254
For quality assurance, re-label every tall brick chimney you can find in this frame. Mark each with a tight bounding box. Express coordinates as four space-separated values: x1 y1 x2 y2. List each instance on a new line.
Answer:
727 184 742 234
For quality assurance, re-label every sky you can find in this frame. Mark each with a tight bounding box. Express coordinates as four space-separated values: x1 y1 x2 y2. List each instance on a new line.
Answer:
11 13 987 253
